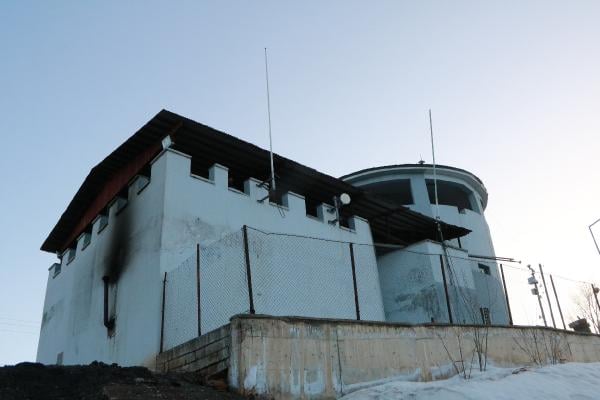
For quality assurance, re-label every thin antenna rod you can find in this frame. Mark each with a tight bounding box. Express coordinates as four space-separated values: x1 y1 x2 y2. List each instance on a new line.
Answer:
429 109 440 220
264 47 276 192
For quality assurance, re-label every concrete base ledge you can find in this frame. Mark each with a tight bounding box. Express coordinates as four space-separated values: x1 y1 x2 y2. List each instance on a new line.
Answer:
228 315 600 399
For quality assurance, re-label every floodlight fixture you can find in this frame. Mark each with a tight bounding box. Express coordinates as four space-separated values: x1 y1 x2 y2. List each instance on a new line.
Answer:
161 135 173 149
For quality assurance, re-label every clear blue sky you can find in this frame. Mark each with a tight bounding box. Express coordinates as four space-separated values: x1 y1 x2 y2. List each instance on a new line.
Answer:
1 1 600 365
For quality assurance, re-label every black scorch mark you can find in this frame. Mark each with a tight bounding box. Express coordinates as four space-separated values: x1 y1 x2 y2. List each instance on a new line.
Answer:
104 200 132 283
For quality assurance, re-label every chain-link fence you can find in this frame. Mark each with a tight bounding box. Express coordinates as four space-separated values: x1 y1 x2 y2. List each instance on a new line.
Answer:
160 226 600 352
501 263 600 333
161 230 249 351
162 254 197 351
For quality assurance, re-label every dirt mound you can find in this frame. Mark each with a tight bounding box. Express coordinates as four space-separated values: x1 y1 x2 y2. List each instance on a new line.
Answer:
0 361 245 400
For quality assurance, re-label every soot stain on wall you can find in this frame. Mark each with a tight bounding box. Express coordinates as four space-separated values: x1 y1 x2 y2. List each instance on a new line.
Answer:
101 198 134 334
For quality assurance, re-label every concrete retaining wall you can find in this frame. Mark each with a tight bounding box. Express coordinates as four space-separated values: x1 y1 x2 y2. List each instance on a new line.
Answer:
156 325 230 378
228 315 600 399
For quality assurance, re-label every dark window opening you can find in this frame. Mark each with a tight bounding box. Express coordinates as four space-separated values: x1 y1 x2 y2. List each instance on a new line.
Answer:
362 179 413 206
426 180 474 212
97 210 109 233
480 307 491 325
339 216 351 229
305 198 320 218
478 263 491 275
81 227 92 250
51 263 61 278
139 164 151 179
227 174 247 193
190 158 210 180
115 187 128 215
134 166 151 194
66 246 76 264
269 189 284 206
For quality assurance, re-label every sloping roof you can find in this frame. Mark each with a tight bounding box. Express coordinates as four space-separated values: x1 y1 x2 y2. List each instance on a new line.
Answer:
41 110 469 253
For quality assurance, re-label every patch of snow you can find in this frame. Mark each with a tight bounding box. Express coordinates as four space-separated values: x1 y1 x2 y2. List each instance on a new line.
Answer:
341 363 600 400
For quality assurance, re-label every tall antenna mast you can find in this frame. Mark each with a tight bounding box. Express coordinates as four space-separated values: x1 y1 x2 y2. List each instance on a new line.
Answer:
429 109 440 220
264 47 276 192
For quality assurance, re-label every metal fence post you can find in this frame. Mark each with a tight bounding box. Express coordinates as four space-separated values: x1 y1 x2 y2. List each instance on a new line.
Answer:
439 254 453 324
499 264 514 326
160 271 167 353
196 243 201 337
539 264 557 329
242 225 256 314
550 275 566 330
349 243 360 320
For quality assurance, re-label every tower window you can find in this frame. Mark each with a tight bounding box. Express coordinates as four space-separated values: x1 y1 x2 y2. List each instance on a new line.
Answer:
426 179 475 212
361 179 413 206
480 307 491 325
478 263 491 275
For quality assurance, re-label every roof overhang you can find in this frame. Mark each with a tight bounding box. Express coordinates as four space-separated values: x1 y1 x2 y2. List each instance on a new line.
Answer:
41 110 470 253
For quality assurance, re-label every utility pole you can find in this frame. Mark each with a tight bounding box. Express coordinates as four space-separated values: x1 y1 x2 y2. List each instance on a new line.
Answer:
539 264 556 328
592 284 600 333
527 265 547 327
550 275 567 330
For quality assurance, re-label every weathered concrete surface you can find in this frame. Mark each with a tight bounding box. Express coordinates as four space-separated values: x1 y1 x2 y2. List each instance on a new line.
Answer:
156 325 230 379
228 315 600 399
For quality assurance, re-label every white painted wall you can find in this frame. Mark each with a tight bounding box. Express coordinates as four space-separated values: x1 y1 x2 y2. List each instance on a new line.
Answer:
37 158 168 367
38 148 386 366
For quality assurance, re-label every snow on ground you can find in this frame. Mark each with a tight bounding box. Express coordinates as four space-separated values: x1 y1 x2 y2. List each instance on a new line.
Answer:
341 363 600 400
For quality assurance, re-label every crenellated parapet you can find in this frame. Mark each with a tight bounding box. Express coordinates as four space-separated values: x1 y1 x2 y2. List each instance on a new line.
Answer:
51 147 372 275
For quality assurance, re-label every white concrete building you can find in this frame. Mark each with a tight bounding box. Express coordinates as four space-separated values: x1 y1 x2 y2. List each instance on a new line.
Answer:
37 110 504 368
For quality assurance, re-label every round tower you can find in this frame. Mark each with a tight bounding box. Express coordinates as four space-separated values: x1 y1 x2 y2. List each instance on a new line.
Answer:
343 164 509 325
342 164 495 258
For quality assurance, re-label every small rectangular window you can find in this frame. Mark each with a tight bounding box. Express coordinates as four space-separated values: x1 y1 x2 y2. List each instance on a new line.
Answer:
115 196 128 214
97 214 108 233
66 247 76 264
478 263 491 275
480 307 491 325
133 175 150 194
51 263 61 278
81 232 91 250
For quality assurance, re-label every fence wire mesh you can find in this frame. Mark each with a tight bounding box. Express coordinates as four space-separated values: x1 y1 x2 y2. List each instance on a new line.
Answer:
199 230 249 334
501 263 600 332
161 225 600 352
353 244 386 321
248 228 357 319
163 253 197 351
